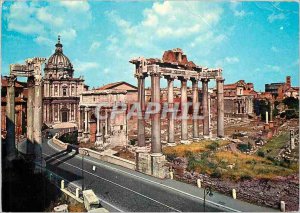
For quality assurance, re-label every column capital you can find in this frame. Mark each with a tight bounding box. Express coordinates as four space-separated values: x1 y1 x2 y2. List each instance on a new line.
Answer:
178 76 189 82
34 75 43 86
201 78 210 83
164 75 176 81
149 72 161 78
85 106 91 112
216 77 225 83
7 75 16 87
191 77 199 83
135 73 147 79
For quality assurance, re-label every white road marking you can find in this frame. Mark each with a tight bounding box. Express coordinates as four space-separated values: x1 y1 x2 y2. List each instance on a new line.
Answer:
47 140 238 212
43 152 181 212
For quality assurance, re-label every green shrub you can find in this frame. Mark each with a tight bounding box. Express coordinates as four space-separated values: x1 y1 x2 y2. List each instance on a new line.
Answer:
240 175 252 181
210 171 221 178
257 150 265 158
206 142 220 151
237 143 251 152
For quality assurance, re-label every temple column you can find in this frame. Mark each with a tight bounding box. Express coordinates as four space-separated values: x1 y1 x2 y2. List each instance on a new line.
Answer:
26 76 35 154
217 77 225 138
166 76 175 145
6 75 16 161
78 106 83 137
192 78 199 140
96 108 102 143
33 73 44 172
202 79 210 137
84 107 90 138
180 77 189 143
136 74 146 147
150 72 161 154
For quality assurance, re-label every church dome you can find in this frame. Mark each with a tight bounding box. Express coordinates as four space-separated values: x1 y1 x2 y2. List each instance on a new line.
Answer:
45 36 73 70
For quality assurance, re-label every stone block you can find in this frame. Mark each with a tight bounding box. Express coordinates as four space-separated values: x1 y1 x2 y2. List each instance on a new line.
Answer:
151 154 168 179
136 152 152 175
83 190 100 211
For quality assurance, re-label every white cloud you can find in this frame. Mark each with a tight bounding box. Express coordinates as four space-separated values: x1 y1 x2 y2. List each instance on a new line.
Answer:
280 26 284 30
34 36 52 46
271 46 279 52
266 64 280 71
73 59 100 73
6 1 91 44
89 41 101 52
230 2 251 18
268 13 285 23
60 1 90 12
215 56 239 67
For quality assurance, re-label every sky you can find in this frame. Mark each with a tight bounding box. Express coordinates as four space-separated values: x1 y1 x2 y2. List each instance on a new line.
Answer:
1 0 299 91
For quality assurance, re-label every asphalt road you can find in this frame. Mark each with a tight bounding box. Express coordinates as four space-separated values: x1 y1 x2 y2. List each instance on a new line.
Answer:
41 131 277 212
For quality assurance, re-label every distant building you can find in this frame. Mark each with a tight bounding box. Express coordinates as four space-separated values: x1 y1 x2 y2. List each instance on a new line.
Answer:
79 87 128 147
212 80 257 117
96 81 138 105
43 37 88 127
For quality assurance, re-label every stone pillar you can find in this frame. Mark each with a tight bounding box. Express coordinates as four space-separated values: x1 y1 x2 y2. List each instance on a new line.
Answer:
290 129 295 150
266 111 269 124
270 101 274 122
78 106 83 138
96 108 101 142
150 72 161 154
84 107 90 138
6 75 16 161
192 78 199 140
166 76 175 145
180 78 189 143
137 75 146 147
202 79 210 137
217 78 225 138
26 76 35 154
33 73 43 172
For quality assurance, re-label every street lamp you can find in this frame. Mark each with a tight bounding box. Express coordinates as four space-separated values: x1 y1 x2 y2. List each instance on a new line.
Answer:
203 186 213 212
81 149 89 191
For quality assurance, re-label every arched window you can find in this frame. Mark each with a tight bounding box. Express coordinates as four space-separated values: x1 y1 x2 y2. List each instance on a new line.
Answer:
63 88 67 96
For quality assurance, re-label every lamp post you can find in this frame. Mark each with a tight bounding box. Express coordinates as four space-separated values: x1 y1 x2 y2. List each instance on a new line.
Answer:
203 186 213 212
81 149 89 192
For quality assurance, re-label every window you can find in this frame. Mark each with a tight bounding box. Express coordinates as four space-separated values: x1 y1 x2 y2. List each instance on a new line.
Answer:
54 86 58 95
63 88 67 96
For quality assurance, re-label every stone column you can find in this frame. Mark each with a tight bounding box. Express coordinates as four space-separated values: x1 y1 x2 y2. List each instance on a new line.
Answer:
84 107 90 138
202 79 210 137
136 74 146 147
150 72 161 154
180 77 189 143
270 101 274 122
6 75 16 161
192 78 199 140
265 111 269 124
96 108 101 142
166 76 175 145
26 76 35 154
33 73 43 172
290 129 295 150
217 78 225 138
78 106 83 137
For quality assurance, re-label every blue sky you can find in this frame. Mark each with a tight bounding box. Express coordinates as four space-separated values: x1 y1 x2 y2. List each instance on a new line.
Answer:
1 1 299 91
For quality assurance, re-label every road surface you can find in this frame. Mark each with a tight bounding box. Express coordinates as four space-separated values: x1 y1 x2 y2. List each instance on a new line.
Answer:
39 132 277 212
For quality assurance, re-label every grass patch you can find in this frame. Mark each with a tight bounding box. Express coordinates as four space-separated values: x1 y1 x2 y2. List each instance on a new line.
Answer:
163 140 230 158
258 132 289 158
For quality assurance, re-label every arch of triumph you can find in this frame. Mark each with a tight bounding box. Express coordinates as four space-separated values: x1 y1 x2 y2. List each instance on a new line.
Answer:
130 48 225 178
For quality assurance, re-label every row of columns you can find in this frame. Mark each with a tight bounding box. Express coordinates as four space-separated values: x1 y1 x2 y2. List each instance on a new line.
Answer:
136 72 225 155
78 106 110 144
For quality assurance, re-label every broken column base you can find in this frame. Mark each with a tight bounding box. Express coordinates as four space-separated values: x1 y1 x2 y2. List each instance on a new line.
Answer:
180 140 191 144
167 142 176 147
193 137 200 142
136 150 168 179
